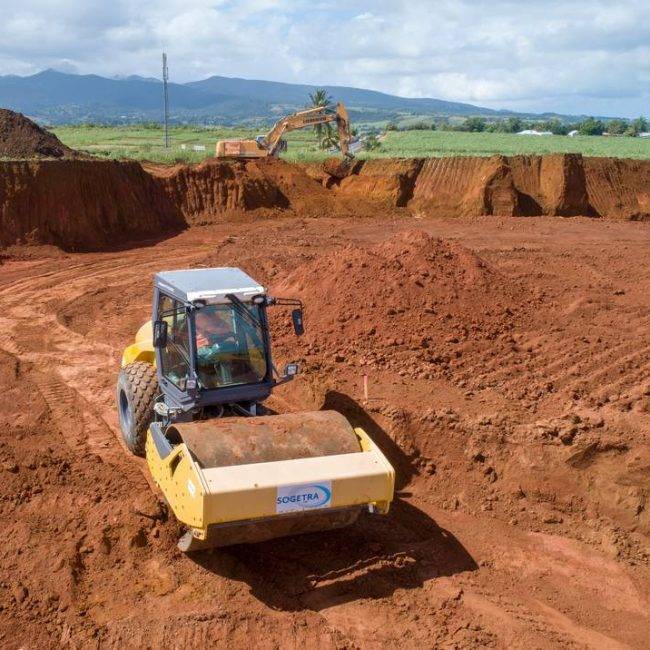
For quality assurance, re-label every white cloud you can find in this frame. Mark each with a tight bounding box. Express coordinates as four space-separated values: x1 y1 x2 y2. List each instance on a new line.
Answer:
0 0 647 116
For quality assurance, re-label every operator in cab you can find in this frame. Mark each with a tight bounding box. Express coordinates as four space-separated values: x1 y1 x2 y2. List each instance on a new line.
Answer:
194 305 266 388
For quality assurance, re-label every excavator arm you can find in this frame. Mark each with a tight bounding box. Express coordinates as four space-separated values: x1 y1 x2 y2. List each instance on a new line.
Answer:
261 103 353 157
215 102 354 175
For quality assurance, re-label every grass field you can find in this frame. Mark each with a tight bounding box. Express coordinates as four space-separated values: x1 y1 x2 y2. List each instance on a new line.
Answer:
53 124 650 163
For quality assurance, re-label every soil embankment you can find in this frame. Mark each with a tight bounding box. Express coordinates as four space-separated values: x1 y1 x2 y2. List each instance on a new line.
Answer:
147 152 647 223
0 153 648 251
338 153 646 219
0 159 183 250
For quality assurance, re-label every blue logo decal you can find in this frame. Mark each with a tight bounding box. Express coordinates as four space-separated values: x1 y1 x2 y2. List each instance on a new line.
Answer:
276 482 332 512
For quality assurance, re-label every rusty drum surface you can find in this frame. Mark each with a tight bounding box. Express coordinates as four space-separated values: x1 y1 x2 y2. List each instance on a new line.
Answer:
168 410 360 468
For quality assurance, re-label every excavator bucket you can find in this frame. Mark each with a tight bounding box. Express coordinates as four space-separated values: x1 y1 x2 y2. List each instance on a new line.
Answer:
145 410 395 551
322 157 354 180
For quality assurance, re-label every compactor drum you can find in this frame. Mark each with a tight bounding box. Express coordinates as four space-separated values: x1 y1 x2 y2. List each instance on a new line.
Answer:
117 268 394 551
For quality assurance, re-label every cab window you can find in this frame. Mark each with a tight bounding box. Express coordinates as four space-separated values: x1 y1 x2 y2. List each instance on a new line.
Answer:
194 303 267 389
157 294 190 389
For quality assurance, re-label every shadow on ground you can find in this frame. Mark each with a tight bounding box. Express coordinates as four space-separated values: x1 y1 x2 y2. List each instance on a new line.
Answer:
192 498 477 612
322 389 417 490
189 391 476 611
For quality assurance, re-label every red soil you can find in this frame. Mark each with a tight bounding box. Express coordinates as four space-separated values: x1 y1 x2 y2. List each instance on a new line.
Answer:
0 159 183 250
0 109 80 160
274 230 528 381
1 154 648 251
0 214 648 647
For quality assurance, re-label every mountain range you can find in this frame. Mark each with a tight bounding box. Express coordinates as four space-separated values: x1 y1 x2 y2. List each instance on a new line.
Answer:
0 69 573 125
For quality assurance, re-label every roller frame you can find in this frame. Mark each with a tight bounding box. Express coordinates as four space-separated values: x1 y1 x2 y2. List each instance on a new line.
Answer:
145 422 394 547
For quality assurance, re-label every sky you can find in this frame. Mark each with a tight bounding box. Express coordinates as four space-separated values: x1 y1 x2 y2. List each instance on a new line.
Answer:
0 0 647 117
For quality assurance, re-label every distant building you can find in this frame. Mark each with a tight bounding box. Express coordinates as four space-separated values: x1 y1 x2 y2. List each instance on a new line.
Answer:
639 132 650 138
568 130 579 137
517 129 553 136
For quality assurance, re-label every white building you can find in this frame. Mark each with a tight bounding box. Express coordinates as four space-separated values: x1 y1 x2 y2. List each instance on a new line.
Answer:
517 129 553 136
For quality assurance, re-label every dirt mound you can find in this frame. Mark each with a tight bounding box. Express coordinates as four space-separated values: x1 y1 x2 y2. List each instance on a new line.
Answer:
0 109 80 159
322 157 353 180
0 159 184 251
273 230 528 380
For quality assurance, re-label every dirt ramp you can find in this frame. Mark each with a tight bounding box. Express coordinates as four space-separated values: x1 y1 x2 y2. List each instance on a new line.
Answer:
584 157 650 220
0 108 81 159
0 159 183 251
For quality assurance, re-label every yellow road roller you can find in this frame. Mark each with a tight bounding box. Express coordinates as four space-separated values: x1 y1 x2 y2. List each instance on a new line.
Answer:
116 268 394 551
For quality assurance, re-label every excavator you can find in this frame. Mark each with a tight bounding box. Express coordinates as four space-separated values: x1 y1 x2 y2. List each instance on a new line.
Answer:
215 103 357 177
116 267 394 551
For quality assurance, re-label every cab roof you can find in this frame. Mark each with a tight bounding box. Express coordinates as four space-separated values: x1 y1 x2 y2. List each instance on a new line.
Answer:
154 268 265 304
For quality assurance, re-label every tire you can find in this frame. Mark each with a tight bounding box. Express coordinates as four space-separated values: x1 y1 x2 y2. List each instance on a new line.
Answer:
116 361 159 456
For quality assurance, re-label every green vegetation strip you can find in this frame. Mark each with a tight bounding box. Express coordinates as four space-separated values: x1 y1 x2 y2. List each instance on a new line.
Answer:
53 125 650 164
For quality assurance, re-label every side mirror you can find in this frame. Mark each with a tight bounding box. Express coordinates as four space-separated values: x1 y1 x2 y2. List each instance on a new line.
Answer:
152 320 168 348
284 363 300 378
291 309 304 336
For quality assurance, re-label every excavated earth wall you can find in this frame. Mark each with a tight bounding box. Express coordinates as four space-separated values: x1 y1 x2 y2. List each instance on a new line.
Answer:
0 159 183 251
0 154 648 251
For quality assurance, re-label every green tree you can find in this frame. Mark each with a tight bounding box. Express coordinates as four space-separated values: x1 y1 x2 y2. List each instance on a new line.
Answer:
364 134 381 151
628 116 648 135
504 117 524 133
606 119 628 135
578 117 606 136
319 127 339 151
540 118 568 135
405 121 430 130
464 117 487 132
489 117 524 133
308 89 334 147
308 88 332 108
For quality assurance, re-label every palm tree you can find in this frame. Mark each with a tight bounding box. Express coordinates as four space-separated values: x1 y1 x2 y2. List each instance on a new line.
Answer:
308 89 333 147
309 88 331 106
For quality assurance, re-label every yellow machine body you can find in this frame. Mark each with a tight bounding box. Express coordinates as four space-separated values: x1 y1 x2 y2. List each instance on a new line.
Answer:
144 416 394 549
121 321 154 366
117 269 395 551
